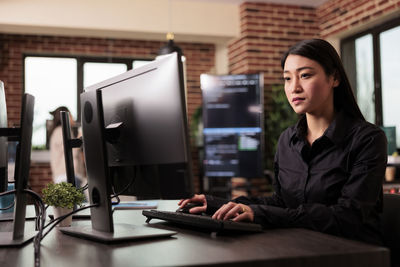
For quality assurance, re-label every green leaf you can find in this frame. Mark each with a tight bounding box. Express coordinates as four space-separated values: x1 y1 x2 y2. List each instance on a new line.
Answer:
42 182 85 208
264 84 298 170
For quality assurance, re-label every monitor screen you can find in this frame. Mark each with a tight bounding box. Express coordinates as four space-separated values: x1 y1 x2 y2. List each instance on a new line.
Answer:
201 74 264 178
0 81 8 193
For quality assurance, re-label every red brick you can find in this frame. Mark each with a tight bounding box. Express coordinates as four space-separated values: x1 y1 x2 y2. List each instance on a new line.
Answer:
1 33 215 194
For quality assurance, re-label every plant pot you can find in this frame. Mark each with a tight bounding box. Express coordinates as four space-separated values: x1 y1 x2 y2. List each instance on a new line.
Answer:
53 207 73 227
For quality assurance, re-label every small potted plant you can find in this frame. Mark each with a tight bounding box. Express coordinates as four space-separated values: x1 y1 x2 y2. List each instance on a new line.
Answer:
42 182 85 227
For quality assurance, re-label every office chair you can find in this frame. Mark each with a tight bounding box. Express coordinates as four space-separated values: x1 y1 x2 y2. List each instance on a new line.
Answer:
382 193 400 267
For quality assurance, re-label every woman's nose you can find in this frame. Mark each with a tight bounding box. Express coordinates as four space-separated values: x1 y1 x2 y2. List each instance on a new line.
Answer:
290 78 302 93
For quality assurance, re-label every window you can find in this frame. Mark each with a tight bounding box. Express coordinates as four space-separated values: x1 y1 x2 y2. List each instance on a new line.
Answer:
25 57 77 148
132 60 151 69
24 55 151 149
83 62 127 88
354 34 374 123
380 25 400 148
341 18 400 150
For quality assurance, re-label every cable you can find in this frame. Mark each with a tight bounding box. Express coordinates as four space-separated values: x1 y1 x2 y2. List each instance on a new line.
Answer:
40 203 98 240
111 176 133 205
21 189 46 267
110 169 121 205
18 189 96 267
110 169 135 199
1 187 99 267
1 189 44 267
33 200 98 267
0 189 16 210
109 167 134 205
79 183 89 191
0 201 15 210
0 188 16 196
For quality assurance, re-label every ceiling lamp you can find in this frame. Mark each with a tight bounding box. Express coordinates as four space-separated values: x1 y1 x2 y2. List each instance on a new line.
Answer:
158 0 183 58
159 32 183 57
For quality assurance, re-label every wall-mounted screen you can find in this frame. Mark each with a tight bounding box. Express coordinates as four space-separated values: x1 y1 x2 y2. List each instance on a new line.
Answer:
201 74 264 178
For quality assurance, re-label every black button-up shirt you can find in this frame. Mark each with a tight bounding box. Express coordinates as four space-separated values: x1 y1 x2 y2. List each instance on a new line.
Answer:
206 111 387 245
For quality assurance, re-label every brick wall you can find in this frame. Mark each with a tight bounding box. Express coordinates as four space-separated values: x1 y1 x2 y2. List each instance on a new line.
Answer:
318 0 400 38
229 2 319 78
227 0 400 169
2 0 400 196
228 2 320 168
0 34 215 195
29 163 53 194
230 0 400 92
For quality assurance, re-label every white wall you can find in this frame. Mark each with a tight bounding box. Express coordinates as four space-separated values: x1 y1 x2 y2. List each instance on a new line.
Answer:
0 0 239 74
0 0 239 43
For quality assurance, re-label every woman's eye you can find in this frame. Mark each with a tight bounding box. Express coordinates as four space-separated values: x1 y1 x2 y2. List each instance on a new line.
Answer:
301 73 311 79
283 77 290 81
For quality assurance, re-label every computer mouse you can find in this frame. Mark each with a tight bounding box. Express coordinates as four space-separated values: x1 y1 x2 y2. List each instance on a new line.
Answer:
176 202 203 213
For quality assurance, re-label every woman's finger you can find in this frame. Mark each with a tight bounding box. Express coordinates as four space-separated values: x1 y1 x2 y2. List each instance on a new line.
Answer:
232 212 250 222
232 205 254 222
223 204 243 220
213 202 235 220
178 194 205 208
189 205 206 214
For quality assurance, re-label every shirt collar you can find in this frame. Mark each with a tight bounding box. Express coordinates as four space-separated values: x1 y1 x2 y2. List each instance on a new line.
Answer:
290 110 358 146
324 110 358 145
290 115 306 145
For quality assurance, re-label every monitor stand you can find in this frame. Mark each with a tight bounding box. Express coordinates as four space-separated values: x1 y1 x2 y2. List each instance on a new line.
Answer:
59 223 176 243
58 90 176 243
0 231 36 247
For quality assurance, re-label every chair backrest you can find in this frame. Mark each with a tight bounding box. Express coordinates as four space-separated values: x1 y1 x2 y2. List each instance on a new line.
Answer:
382 193 400 266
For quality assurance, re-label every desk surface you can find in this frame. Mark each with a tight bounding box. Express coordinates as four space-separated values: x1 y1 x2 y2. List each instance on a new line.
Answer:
0 200 390 267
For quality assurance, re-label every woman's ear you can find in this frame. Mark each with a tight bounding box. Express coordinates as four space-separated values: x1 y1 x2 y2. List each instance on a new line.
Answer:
333 71 340 88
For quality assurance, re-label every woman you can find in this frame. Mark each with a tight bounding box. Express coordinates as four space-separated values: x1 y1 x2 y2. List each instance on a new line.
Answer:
179 39 387 245
49 106 86 187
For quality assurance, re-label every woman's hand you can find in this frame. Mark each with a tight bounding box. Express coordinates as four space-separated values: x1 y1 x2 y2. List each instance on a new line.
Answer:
212 202 254 222
178 194 207 214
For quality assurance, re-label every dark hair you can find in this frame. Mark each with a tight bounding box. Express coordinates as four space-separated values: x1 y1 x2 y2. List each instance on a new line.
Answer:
48 106 70 138
281 39 365 121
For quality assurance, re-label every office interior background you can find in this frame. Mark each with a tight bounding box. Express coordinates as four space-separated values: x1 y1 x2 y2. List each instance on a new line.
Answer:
1 0 399 197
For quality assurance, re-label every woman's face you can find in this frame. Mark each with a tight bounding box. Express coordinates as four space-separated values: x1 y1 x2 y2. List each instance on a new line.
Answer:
283 55 338 116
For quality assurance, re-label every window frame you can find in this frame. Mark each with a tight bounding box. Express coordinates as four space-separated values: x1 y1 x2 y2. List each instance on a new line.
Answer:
23 53 152 148
341 17 400 126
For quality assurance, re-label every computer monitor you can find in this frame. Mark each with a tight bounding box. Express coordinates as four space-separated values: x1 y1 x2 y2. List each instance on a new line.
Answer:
0 81 8 193
101 53 193 199
0 93 36 246
201 73 264 178
59 52 190 242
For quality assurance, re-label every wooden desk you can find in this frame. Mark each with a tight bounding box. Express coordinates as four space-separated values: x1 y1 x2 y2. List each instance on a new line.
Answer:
0 200 390 267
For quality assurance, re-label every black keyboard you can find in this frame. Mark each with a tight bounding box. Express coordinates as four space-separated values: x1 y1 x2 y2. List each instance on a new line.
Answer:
142 210 263 233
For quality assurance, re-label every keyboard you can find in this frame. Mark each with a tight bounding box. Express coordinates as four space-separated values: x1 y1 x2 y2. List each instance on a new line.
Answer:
142 210 263 233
